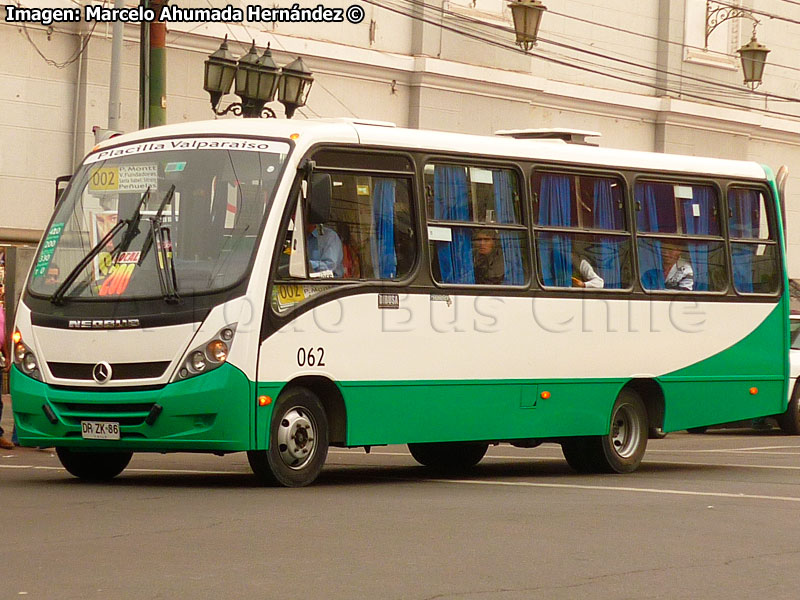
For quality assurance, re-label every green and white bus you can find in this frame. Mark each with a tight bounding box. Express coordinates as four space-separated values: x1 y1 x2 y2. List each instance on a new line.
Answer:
11 118 789 486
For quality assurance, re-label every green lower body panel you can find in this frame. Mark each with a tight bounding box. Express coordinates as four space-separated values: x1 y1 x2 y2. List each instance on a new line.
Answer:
338 380 622 446
11 363 253 452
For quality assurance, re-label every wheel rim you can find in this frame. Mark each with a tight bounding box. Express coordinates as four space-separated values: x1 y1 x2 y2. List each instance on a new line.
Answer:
276 407 317 470
610 402 641 459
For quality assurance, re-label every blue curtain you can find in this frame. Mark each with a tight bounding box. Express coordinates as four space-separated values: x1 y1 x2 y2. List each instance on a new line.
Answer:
593 179 622 289
371 178 397 279
683 187 711 291
492 170 524 285
635 184 664 290
538 174 572 287
729 189 759 292
434 166 475 284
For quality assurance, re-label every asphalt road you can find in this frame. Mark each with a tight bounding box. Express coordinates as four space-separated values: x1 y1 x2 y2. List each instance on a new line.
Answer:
3 423 800 600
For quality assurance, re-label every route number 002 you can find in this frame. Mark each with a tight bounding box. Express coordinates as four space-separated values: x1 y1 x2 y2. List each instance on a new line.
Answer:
297 347 325 367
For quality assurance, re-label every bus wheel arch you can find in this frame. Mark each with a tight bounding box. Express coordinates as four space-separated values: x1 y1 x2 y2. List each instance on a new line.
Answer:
284 375 347 445
623 379 666 439
561 387 649 474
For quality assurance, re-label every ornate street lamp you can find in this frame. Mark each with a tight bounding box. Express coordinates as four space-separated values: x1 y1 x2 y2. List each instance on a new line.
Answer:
737 35 770 91
203 35 237 113
705 1 770 90
508 0 547 52
204 39 312 118
278 57 314 119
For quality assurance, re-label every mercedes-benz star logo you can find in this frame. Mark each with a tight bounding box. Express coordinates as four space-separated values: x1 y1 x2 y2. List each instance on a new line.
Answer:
92 361 113 384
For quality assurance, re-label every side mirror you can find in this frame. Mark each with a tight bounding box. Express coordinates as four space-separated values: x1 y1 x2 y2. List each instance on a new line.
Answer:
55 175 71 206
307 173 332 224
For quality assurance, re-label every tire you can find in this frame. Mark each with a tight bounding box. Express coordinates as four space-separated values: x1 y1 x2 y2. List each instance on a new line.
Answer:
407 441 488 471
687 426 708 434
561 390 648 474
561 438 596 473
248 386 329 487
56 447 132 481
778 381 800 435
648 426 668 439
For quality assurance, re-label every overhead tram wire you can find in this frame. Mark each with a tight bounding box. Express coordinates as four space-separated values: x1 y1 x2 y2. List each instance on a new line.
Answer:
13 0 101 69
362 0 800 121
382 0 800 106
543 6 800 79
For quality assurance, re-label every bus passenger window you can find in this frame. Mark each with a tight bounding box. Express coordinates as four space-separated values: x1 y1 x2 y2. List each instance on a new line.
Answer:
728 188 779 294
532 172 630 289
425 163 528 286
636 181 727 293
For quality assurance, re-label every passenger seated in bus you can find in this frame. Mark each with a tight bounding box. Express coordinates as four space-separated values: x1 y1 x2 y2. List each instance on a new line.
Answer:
473 229 504 285
663 246 694 291
306 222 344 278
571 254 604 288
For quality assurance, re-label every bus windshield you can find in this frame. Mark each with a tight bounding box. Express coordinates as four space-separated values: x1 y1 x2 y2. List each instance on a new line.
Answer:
29 138 290 301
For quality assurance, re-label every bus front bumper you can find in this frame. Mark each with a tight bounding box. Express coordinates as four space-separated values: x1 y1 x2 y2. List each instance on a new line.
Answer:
10 363 253 452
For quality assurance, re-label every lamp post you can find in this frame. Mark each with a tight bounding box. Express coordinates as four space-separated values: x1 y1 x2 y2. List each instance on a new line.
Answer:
705 0 770 90
203 38 314 118
508 0 547 52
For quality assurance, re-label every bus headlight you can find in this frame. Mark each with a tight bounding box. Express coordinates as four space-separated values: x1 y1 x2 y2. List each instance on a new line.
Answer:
175 324 237 381
190 351 207 372
12 332 42 381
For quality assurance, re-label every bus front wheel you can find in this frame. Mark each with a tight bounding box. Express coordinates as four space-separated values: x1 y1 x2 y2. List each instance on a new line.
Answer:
248 386 329 487
561 390 648 474
407 441 488 471
56 448 132 481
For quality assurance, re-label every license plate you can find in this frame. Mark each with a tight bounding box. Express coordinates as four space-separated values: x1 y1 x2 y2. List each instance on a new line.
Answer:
81 421 120 440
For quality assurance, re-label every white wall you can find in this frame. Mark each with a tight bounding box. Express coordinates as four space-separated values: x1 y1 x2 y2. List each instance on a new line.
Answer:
3 0 800 278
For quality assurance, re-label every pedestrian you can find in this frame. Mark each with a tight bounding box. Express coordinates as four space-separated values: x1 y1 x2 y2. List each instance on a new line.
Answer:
0 285 13 450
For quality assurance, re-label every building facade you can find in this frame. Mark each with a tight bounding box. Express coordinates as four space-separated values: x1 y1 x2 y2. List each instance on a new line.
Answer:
3 0 800 276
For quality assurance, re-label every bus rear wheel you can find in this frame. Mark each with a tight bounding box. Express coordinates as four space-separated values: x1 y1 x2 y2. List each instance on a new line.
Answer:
777 381 800 435
56 448 132 481
248 386 329 487
407 441 488 471
561 390 648 474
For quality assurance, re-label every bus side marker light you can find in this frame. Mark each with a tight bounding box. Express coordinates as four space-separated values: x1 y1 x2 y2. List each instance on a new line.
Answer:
750 387 758 395
259 396 272 406
541 391 551 400
290 133 300 140
12 330 22 344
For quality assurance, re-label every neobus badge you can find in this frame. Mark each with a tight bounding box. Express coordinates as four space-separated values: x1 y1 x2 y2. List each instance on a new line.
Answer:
68 319 141 329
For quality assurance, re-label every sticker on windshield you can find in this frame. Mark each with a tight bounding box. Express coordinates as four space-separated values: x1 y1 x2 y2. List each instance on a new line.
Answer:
164 162 186 173
89 165 158 193
32 223 65 278
99 252 140 297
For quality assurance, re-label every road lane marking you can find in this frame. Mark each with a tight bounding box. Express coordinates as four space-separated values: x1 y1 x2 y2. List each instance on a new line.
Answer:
422 478 800 503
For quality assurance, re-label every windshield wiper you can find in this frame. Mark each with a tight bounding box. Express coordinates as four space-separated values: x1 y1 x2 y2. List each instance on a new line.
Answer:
138 185 180 303
138 184 174 266
50 219 127 305
49 187 151 305
110 186 151 262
